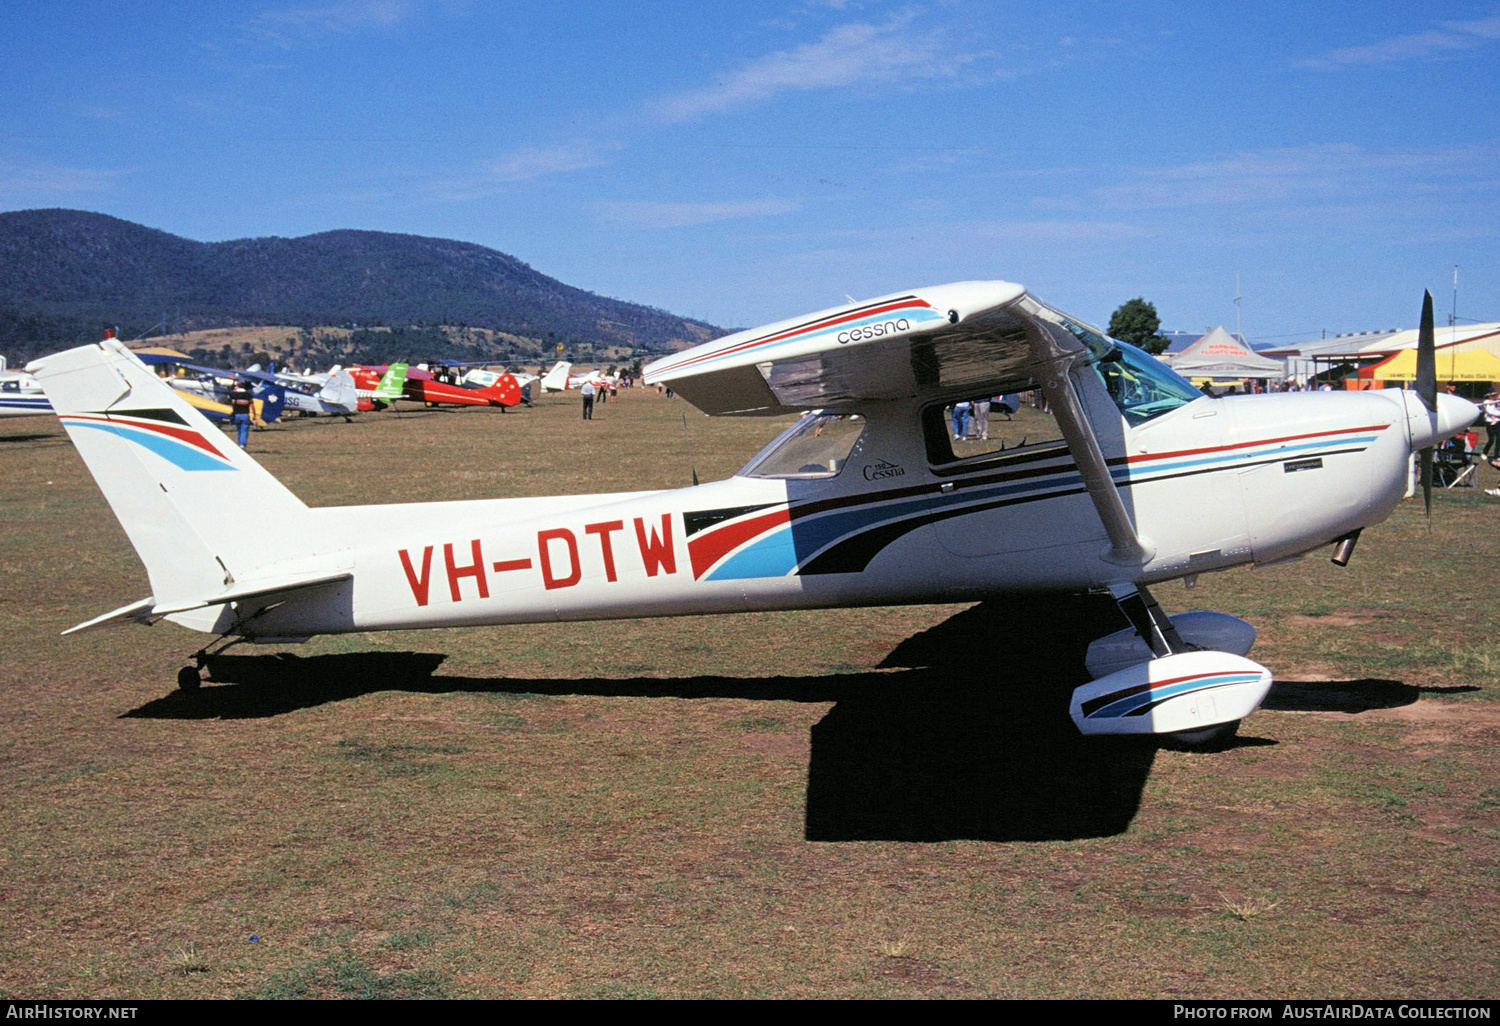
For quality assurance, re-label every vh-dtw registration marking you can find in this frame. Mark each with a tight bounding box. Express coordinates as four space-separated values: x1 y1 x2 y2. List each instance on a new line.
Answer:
397 515 678 606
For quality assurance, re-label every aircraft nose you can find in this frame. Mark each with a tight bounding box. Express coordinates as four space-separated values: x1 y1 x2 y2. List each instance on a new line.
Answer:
1402 390 1480 451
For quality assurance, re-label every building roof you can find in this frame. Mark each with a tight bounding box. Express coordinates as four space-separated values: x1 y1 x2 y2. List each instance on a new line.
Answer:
1262 323 1500 360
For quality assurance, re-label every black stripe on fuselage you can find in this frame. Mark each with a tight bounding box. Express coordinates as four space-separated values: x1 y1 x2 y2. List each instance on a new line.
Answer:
790 446 1369 576
683 503 780 537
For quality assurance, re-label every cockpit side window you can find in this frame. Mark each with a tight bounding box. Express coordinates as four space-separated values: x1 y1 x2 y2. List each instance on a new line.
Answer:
741 412 867 479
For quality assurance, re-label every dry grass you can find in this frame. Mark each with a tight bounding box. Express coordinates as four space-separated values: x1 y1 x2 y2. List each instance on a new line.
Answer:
0 388 1496 999
1216 893 1281 922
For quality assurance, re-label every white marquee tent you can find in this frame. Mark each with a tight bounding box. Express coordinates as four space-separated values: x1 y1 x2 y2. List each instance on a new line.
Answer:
1164 326 1285 379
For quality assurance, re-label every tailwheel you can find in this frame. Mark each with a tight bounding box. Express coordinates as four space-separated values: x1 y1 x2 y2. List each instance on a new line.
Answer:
176 665 202 691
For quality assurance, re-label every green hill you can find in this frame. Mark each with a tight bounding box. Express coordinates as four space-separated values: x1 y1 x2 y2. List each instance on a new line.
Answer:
0 209 720 363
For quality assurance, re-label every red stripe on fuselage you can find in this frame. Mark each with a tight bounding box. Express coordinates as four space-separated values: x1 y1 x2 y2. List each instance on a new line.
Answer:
688 507 791 579
1123 423 1390 465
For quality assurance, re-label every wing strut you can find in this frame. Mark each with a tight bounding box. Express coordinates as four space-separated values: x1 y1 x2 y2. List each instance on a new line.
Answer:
1029 324 1154 569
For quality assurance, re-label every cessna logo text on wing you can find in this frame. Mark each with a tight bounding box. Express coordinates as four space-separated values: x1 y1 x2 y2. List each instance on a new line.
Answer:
837 318 911 344
863 459 906 481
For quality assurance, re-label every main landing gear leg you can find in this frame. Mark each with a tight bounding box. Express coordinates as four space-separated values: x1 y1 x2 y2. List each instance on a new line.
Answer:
1106 583 1239 748
1108 582 1189 657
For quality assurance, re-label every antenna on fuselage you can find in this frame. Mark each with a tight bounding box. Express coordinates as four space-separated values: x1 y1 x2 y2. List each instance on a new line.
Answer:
681 412 699 486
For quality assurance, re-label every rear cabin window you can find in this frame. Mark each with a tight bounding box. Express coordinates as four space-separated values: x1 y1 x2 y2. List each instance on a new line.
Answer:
922 392 1066 466
742 412 867 479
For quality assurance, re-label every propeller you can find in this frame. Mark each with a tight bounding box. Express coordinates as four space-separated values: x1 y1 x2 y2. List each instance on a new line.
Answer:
1415 291 1436 523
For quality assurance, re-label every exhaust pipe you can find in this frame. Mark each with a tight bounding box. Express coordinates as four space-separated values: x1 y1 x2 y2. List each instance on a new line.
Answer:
1330 529 1362 567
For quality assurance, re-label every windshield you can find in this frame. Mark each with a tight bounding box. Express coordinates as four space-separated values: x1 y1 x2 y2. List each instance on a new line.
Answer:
741 412 866 479
1092 340 1202 425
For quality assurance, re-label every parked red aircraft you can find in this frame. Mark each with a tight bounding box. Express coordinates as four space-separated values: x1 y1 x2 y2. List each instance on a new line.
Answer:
348 365 522 410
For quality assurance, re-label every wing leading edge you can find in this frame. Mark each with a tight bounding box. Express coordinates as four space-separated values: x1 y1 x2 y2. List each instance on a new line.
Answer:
643 281 1106 416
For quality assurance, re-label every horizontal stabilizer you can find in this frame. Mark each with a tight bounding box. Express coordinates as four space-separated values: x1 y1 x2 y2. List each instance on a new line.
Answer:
60 569 350 635
151 568 352 616
61 597 158 636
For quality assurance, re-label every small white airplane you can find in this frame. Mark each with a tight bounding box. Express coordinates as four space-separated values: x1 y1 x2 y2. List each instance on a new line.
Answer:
29 281 1474 744
539 361 614 392
0 364 53 417
463 367 537 393
538 361 573 392
243 364 361 417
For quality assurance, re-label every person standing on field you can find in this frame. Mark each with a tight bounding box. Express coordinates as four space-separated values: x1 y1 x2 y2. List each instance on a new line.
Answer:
972 398 991 441
1481 388 1500 464
228 378 254 449
581 379 596 420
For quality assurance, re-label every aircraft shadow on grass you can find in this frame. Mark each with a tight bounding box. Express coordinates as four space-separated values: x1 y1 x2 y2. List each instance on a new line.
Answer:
0 432 66 445
119 596 1454 844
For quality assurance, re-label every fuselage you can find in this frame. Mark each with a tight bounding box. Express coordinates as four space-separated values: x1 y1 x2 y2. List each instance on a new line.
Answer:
216 386 1426 640
348 365 519 408
0 371 53 417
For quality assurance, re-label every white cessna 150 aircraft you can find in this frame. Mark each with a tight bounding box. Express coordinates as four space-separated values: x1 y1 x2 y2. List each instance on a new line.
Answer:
29 281 1475 743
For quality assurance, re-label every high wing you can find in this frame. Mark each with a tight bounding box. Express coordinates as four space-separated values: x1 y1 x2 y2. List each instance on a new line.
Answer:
641 281 1109 416
644 280 1150 565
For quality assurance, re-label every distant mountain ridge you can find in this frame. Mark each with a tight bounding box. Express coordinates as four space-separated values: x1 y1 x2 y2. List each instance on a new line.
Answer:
0 209 720 362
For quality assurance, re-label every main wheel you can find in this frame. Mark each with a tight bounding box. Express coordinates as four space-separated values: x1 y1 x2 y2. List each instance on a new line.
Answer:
176 665 202 691
1163 719 1239 750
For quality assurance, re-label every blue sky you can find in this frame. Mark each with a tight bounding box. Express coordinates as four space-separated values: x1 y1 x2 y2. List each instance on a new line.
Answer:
2 1 1496 343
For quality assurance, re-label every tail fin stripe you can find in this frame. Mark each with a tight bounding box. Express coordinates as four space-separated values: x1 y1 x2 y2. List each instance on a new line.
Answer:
62 412 231 458
63 412 229 455
59 417 236 472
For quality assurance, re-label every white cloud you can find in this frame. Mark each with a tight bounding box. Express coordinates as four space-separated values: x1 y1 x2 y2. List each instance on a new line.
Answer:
965 219 1152 244
0 159 130 202
485 143 619 183
656 14 993 122
1042 144 1488 211
65 104 125 121
1298 13 1500 67
427 142 621 202
599 198 802 229
247 0 410 47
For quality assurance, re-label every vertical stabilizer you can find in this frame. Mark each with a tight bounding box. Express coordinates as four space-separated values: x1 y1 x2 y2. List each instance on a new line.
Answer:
28 341 310 609
318 369 359 412
374 362 408 402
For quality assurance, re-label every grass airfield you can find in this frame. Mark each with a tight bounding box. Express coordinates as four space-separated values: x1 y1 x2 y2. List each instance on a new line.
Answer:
1 387 1496 999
